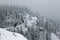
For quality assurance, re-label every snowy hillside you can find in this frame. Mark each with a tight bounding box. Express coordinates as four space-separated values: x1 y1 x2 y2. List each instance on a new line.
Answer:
0 28 28 40
0 5 60 40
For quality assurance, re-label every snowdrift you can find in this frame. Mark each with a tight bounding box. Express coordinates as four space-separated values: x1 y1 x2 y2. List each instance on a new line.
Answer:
0 28 28 40
51 33 60 40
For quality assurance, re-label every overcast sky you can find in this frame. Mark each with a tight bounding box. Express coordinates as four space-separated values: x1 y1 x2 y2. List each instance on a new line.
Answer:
0 0 60 21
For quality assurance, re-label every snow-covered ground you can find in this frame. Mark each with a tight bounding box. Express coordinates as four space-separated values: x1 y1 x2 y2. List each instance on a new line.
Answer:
0 28 28 40
51 33 60 40
0 28 60 40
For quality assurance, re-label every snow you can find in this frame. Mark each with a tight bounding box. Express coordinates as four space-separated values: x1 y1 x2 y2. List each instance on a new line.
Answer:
51 33 60 40
0 28 28 40
26 17 37 27
26 20 32 27
31 17 37 20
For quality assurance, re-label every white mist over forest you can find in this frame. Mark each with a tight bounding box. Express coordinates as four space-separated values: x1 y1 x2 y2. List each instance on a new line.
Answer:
0 0 60 22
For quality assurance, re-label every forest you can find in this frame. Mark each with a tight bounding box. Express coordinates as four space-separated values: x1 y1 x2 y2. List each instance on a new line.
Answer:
0 5 60 40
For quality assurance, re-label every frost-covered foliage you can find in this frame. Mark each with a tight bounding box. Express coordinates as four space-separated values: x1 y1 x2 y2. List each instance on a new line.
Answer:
0 5 30 28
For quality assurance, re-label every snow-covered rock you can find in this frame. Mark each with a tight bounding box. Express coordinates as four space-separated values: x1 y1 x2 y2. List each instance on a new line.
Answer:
51 33 60 40
0 28 28 40
31 17 38 21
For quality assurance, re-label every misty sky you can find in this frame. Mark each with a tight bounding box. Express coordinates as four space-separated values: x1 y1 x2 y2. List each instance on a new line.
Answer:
0 0 60 21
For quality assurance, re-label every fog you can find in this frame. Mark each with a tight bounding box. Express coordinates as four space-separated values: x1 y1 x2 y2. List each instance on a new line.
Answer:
0 0 60 22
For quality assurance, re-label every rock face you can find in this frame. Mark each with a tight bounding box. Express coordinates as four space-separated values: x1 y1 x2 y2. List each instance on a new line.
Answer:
51 33 60 40
0 28 28 40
